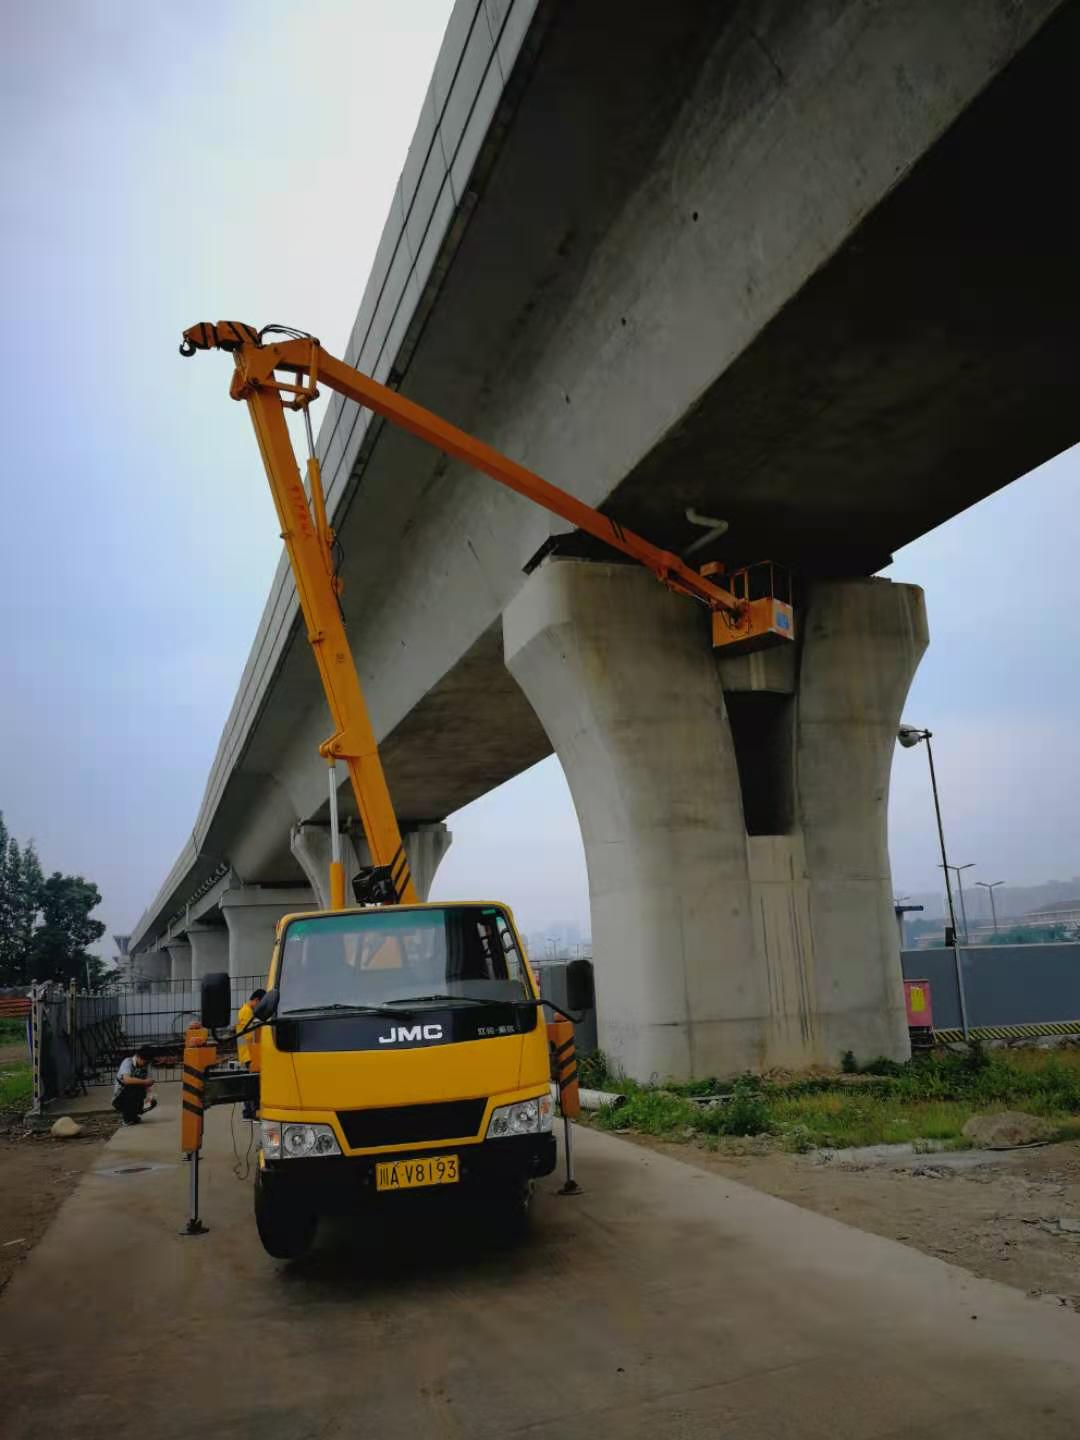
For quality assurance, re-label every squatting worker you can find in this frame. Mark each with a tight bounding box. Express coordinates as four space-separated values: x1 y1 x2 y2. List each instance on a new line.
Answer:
112 1044 157 1126
236 988 267 1070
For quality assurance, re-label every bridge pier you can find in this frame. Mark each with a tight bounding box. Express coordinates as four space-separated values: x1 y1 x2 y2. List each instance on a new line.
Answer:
505 559 925 1082
291 821 453 907
220 887 316 980
789 577 929 1065
187 923 229 981
165 940 191 983
133 949 170 983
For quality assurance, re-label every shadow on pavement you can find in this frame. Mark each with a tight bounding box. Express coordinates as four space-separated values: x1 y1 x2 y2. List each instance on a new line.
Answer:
274 1182 576 1298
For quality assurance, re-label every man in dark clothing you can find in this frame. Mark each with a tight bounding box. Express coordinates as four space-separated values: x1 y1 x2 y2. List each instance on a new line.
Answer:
112 1044 158 1125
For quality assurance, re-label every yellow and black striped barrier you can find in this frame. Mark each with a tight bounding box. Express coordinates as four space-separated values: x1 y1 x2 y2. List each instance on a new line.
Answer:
547 1017 580 1119
934 1020 1080 1045
179 1024 218 1237
547 1016 583 1195
180 1025 217 1155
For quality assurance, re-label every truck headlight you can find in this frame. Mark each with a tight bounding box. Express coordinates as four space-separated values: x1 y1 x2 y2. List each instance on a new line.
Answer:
260 1122 341 1159
486 1094 553 1139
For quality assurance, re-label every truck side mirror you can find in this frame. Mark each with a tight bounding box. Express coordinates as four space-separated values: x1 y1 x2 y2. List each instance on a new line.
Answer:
200 972 232 1030
565 959 595 1014
252 988 279 1023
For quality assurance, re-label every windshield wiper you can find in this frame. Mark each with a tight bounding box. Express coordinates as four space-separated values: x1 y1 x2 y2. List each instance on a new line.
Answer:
283 1003 402 1018
384 993 509 1009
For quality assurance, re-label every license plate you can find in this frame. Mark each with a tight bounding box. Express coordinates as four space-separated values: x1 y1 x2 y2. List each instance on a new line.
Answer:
375 1154 459 1192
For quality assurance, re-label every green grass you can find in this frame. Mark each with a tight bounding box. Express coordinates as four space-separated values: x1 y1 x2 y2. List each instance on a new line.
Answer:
0 1061 32 1114
0 1017 28 1044
586 1046 1080 1152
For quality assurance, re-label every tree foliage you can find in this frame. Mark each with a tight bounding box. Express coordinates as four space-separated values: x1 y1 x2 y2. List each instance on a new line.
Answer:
0 812 107 988
30 874 107 987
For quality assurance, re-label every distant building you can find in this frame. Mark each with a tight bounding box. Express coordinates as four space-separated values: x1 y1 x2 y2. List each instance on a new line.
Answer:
1014 899 1080 929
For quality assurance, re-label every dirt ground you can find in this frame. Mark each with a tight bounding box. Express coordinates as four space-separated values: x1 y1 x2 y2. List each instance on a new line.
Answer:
0 1051 119 1297
625 1130 1080 1309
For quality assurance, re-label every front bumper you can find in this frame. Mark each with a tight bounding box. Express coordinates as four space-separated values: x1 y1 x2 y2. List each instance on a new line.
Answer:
260 1133 557 1213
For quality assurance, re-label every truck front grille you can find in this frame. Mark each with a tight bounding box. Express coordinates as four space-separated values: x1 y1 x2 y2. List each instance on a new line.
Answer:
337 1098 487 1150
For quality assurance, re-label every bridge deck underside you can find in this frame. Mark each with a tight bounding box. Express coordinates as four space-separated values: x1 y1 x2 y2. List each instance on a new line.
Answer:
134 0 1078 945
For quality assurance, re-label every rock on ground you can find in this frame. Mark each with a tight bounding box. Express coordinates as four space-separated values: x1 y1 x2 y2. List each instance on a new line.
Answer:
962 1111 1055 1150
49 1116 83 1139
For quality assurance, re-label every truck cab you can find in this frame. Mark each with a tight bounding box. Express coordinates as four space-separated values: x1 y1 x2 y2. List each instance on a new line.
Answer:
248 900 556 1258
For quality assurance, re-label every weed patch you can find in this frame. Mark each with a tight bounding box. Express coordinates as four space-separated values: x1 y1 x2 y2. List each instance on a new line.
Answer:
589 1049 1080 1151
577 1049 621 1093
0 1062 32 1115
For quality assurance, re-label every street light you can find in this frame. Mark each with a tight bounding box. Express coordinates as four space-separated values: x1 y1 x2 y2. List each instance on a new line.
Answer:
940 862 974 943
975 879 1005 934
896 724 970 1038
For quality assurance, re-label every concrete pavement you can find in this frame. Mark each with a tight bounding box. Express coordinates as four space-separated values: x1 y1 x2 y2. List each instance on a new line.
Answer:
5 1093 1080 1438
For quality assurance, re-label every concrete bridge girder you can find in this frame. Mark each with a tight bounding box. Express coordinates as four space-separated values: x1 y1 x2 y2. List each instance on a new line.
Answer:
504 559 926 1080
220 0 1070 858
129 0 1074 1058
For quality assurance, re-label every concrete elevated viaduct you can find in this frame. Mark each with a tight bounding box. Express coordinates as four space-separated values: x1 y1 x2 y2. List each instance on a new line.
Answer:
131 0 1078 1078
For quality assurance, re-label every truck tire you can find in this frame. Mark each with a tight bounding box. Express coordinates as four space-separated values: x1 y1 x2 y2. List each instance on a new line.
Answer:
254 1171 317 1260
489 1178 533 1245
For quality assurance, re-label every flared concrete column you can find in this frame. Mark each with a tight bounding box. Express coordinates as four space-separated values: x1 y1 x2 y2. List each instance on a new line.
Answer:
187 924 229 980
403 823 453 901
220 887 316 979
796 578 928 1063
134 949 170 983
505 559 760 1082
506 561 927 1082
290 825 362 910
165 940 191 983
291 822 453 907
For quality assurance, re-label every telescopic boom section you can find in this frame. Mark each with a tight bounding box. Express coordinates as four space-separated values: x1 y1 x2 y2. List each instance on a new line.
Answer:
181 322 743 616
180 322 418 906
179 320 747 908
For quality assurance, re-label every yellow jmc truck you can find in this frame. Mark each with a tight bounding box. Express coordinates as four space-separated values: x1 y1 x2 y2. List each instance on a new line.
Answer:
200 902 592 1259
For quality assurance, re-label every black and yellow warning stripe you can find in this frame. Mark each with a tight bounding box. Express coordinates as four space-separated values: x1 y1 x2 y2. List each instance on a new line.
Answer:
182 1062 206 1119
933 1020 1080 1045
554 1034 578 1089
389 843 413 903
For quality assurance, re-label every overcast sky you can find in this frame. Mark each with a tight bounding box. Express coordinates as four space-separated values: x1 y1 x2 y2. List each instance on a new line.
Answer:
2 1 1077 956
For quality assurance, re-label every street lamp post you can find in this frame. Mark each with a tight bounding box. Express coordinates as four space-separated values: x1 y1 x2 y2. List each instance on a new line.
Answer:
897 725 970 1039
941 862 975 943
975 879 1005 934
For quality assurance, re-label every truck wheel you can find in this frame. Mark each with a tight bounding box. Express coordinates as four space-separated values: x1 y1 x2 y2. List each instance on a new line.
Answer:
254 1172 317 1259
489 1179 533 1245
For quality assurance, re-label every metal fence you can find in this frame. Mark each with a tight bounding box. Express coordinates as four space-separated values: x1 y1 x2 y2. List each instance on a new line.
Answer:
28 975 261 1109
902 943 1080 1034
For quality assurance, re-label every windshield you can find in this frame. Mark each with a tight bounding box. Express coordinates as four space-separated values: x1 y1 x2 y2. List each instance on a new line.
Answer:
277 905 532 1015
